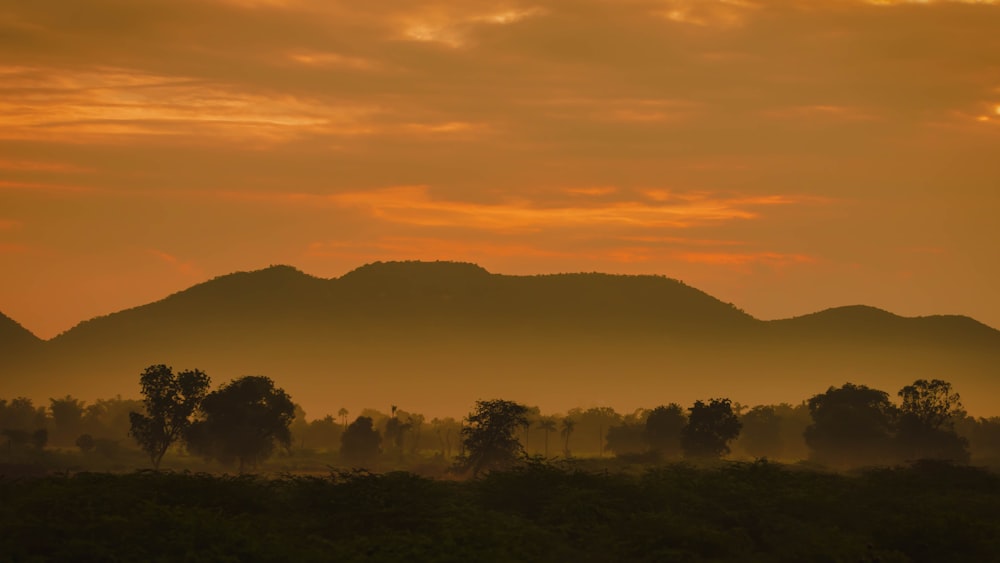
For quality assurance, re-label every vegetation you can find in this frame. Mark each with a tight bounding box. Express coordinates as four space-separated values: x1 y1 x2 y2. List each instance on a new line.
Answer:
681 398 742 459
185 376 295 472
340 416 382 465
1 461 998 562
457 399 530 476
4 365 1000 559
129 365 210 469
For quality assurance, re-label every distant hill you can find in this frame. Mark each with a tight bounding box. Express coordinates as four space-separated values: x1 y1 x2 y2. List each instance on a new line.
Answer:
2 261 998 418
0 311 41 359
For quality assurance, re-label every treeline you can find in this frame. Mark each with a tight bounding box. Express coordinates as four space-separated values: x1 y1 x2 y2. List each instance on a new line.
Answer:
3 366 1000 472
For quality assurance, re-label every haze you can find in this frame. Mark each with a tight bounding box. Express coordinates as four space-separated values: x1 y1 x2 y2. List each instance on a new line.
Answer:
1 0 999 339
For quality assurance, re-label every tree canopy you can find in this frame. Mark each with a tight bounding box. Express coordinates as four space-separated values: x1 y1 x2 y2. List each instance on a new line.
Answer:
681 398 742 459
645 404 686 458
186 376 295 472
340 416 382 465
458 399 529 476
804 383 897 467
896 379 969 462
129 365 211 469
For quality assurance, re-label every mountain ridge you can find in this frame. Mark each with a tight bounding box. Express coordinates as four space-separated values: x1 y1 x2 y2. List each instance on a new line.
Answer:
7 262 996 341
2 261 998 418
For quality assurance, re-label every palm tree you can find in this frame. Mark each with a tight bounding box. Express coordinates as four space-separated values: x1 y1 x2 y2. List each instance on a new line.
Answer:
538 417 557 458
560 418 576 458
338 407 349 430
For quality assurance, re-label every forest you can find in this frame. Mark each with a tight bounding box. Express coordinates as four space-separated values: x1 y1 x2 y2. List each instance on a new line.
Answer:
3 366 1000 561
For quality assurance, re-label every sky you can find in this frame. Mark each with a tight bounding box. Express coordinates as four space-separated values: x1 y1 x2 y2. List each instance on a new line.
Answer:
1 0 999 340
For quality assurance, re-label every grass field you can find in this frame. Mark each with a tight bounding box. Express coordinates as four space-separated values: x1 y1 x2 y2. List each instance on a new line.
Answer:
2 459 998 562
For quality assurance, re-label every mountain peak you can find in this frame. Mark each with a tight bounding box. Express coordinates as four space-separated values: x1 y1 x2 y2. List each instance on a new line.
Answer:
342 260 491 279
0 311 40 344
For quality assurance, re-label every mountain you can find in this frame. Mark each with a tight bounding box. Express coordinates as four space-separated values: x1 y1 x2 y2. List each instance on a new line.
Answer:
2 261 998 418
0 311 41 358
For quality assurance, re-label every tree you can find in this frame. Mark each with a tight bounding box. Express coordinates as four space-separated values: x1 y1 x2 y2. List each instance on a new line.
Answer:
305 415 342 451
129 364 211 470
574 407 621 457
2 428 29 451
83 396 144 441
338 407 349 429
186 376 295 472
605 422 646 456
30 428 48 450
681 398 742 459
560 417 576 457
457 399 529 476
537 417 557 458
76 433 95 454
896 379 969 462
644 404 686 458
0 397 47 432
384 414 413 460
431 417 461 458
49 395 85 445
738 405 783 459
804 383 897 467
340 416 382 465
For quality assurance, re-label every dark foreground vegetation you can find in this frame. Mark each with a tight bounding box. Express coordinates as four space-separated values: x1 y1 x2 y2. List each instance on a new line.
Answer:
2 460 998 562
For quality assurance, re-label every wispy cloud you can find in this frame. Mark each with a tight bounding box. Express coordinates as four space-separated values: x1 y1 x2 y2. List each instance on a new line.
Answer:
146 249 202 277
325 185 811 232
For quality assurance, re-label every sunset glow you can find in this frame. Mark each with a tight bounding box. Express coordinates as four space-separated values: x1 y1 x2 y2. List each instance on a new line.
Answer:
1 0 999 338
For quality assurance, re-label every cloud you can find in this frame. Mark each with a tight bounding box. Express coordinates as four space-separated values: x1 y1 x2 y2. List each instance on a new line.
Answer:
0 180 97 193
146 249 202 277
321 185 810 232
2 0 1000 332
675 251 816 266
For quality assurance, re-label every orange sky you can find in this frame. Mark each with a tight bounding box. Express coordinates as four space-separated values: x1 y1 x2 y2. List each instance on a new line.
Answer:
1 0 999 339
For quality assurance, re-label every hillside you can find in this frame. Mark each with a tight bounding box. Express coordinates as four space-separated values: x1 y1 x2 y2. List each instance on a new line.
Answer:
0 312 41 362
1 261 998 418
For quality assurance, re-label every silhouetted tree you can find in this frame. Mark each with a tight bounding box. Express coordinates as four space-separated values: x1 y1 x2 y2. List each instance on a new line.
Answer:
305 415 342 451
738 405 783 459
338 407 349 429
83 396 144 441
384 414 413 459
30 428 47 450
804 383 897 467
537 417 557 457
774 402 812 461
129 365 211 470
431 417 460 458
49 395 85 445
458 399 529 476
896 379 969 462
0 397 47 432
521 418 533 454
76 433 95 454
186 376 295 472
560 417 576 457
681 399 742 459
2 428 29 451
605 422 646 456
405 411 425 455
575 407 620 457
340 416 382 465
644 404 686 458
